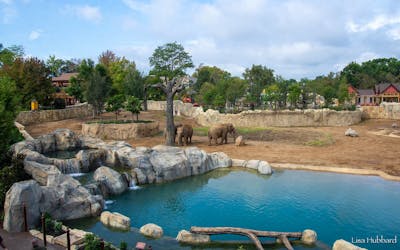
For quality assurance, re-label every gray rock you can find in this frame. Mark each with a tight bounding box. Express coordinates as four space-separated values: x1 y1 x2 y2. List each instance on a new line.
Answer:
231 159 247 167
76 149 107 172
23 160 61 186
139 223 163 238
332 239 367 250
54 128 80 151
150 145 189 183
345 128 358 137
93 166 128 197
3 180 42 232
207 152 231 170
52 158 81 174
37 134 56 153
184 147 208 175
43 173 103 220
100 211 130 231
392 123 398 129
257 161 272 175
245 160 261 170
176 230 210 243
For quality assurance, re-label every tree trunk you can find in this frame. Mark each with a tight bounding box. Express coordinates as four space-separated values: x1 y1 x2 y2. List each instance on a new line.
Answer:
165 92 175 146
143 86 148 111
190 226 302 250
136 113 139 121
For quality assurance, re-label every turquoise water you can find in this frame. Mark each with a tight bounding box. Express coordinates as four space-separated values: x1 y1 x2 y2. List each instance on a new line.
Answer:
67 169 400 250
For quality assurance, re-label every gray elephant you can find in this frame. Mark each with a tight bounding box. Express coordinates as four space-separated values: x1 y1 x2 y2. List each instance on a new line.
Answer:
177 124 193 146
208 123 237 146
164 123 182 143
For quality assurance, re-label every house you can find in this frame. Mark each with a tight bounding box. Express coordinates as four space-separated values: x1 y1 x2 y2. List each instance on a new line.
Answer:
52 73 79 105
348 83 400 106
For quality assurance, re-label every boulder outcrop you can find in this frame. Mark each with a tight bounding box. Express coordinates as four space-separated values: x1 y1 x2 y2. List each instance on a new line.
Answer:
332 239 367 250
100 211 130 231
139 223 163 238
94 166 128 197
176 230 210 243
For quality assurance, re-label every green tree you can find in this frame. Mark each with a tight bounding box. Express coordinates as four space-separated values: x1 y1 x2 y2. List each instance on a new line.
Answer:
105 94 125 120
123 63 144 98
0 44 24 66
197 82 216 108
46 55 65 77
66 76 84 102
262 84 280 110
86 65 111 116
126 96 142 121
287 83 301 109
2 57 53 108
0 77 23 163
149 42 194 146
243 64 274 107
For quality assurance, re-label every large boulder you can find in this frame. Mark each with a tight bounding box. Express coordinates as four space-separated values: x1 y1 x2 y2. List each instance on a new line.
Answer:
76 149 107 172
100 211 130 231
207 152 231 170
150 145 190 183
257 161 272 175
139 223 163 238
93 166 128 197
23 160 61 186
43 173 103 220
54 128 80 151
332 239 367 250
3 180 42 232
301 229 317 244
184 147 208 175
176 230 210 243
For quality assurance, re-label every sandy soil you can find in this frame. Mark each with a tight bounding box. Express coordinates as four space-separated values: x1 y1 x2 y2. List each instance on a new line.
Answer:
25 110 400 176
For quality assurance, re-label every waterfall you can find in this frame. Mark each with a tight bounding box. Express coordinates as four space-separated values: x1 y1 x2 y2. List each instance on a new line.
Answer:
129 179 141 190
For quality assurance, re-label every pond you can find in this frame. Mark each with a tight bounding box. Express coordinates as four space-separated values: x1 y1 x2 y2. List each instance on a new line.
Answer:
65 169 400 250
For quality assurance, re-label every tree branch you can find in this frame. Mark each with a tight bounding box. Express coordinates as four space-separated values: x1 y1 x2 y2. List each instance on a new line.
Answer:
152 82 167 94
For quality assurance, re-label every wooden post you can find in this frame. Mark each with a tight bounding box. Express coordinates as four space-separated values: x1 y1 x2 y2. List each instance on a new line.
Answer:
23 203 28 232
279 235 294 250
41 213 47 247
67 228 71 250
100 238 104 250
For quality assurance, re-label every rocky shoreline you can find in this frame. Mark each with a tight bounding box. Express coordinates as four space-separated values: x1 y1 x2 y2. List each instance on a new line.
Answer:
3 128 272 233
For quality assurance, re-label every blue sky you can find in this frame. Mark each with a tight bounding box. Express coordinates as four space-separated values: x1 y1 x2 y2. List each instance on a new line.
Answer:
1 0 400 79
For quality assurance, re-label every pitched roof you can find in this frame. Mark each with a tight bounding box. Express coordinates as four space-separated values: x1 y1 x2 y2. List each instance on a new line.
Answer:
52 73 78 82
358 89 375 95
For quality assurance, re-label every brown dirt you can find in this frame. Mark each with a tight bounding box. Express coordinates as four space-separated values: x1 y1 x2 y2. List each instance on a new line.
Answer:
24 111 400 176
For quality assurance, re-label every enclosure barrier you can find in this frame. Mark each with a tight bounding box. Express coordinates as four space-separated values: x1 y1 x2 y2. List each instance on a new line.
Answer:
190 226 304 250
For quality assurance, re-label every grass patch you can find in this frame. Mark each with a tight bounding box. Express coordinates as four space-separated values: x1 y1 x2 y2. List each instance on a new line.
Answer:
193 127 209 136
305 133 335 146
86 120 153 124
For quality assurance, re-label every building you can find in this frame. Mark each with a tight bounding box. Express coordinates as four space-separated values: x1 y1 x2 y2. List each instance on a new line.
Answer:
52 73 79 105
348 83 400 106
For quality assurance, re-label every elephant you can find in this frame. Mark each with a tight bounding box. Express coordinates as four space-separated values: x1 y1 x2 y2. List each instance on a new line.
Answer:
177 124 193 146
208 123 237 146
164 123 182 143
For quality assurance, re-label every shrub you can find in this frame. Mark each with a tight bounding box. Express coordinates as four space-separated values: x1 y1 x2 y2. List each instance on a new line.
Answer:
120 241 128 250
53 98 66 109
0 155 30 207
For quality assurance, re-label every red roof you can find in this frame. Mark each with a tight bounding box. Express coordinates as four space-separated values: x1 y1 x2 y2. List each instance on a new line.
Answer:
52 73 78 82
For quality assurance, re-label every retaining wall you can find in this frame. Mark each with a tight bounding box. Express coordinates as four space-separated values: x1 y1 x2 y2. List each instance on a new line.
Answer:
360 103 400 120
147 100 362 127
16 103 93 125
81 121 159 140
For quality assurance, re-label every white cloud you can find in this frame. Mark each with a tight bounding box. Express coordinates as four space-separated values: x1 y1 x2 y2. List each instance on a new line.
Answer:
387 28 400 40
28 30 42 40
65 4 102 23
347 15 400 32
356 52 380 63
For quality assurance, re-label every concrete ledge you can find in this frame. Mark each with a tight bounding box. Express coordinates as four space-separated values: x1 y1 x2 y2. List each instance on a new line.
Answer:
82 121 159 140
272 163 400 182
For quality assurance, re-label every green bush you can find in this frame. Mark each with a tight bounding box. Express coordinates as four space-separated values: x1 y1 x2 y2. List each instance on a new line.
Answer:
84 234 114 250
53 98 66 109
0 155 30 207
42 213 64 236
119 241 128 250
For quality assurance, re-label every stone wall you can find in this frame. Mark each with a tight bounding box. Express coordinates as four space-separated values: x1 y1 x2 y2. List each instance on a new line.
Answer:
16 103 93 125
81 121 159 140
147 100 362 127
360 102 400 120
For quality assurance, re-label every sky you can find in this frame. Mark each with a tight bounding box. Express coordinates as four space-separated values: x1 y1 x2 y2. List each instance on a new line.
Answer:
1 0 400 80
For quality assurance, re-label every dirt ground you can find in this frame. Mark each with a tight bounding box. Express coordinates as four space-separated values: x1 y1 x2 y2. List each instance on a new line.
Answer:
25 110 400 176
